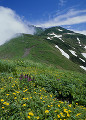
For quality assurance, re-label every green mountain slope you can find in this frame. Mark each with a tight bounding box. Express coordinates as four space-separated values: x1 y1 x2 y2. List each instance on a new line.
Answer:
0 33 85 73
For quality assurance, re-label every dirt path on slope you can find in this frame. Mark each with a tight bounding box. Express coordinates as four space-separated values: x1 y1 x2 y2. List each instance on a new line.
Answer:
22 46 35 57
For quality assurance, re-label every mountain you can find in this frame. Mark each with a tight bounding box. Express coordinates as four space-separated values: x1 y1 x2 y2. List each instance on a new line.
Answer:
0 26 86 72
0 26 86 119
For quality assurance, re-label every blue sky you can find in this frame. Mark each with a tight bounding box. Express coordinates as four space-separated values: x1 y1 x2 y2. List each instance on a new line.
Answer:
0 0 86 34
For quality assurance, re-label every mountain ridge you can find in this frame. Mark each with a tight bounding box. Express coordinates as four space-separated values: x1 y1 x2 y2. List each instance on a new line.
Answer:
0 26 86 72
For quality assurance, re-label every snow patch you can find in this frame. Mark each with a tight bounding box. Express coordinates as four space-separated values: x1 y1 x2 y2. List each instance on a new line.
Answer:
66 33 74 35
77 37 81 46
84 46 86 49
47 37 51 40
59 38 64 42
69 50 77 57
80 66 86 71
49 33 62 38
55 45 69 59
58 29 63 31
81 53 86 58
79 58 85 62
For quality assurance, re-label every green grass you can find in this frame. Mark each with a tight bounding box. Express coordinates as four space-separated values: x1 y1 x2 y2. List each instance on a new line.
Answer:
0 59 86 119
0 34 85 73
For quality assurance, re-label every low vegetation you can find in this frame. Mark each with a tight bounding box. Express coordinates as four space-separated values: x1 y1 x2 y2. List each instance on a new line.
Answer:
0 59 86 120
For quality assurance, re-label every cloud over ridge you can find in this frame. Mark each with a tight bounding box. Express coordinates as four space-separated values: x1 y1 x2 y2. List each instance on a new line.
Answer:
0 6 34 45
36 9 86 27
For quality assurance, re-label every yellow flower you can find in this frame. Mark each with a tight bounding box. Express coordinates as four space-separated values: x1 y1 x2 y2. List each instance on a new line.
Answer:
69 104 71 107
23 104 26 106
23 98 26 100
6 94 9 96
68 110 72 113
13 93 16 95
57 114 60 118
50 94 52 97
76 113 81 117
76 103 78 105
54 109 59 113
2 107 4 109
48 105 50 107
45 110 49 114
58 104 60 107
40 96 43 99
60 112 65 117
28 112 34 116
14 97 17 99
27 116 30 119
1 99 4 102
67 113 70 117
43 101 45 102
51 105 53 107
3 102 7 104
35 116 39 119
64 109 68 113
6 103 9 106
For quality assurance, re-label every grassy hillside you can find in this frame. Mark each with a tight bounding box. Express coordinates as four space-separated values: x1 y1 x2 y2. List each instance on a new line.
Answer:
0 26 86 119
0 34 85 73
0 59 86 119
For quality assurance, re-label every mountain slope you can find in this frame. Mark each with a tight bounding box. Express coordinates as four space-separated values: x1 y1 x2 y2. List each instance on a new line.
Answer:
39 26 86 69
0 32 85 73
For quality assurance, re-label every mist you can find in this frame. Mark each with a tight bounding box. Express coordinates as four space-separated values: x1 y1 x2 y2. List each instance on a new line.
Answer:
0 6 35 45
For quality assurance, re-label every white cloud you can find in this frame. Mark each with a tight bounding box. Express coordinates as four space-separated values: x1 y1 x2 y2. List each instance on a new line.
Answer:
36 9 86 29
72 30 86 35
59 0 66 6
0 6 35 45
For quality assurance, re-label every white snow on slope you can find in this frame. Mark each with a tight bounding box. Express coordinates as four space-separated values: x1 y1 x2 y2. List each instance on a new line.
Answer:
49 33 62 38
81 53 86 58
58 29 63 31
79 58 85 62
80 66 86 71
84 46 86 49
69 50 77 57
55 45 70 59
77 37 81 46
59 38 64 42
47 37 51 40
66 33 75 35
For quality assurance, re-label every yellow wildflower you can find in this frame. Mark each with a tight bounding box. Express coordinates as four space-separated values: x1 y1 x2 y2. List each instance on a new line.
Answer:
58 104 60 107
28 112 34 116
13 93 16 95
76 113 81 117
23 104 26 106
6 94 9 96
40 97 42 99
67 113 70 117
2 107 4 109
35 116 39 119
6 103 9 106
3 102 7 104
50 94 52 97
48 105 50 107
14 97 17 99
45 110 49 114
27 116 30 119
1 99 4 102
64 109 68 113
23 98 26 100
76 103 78 105
57 114 60 118
69 104 71 107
